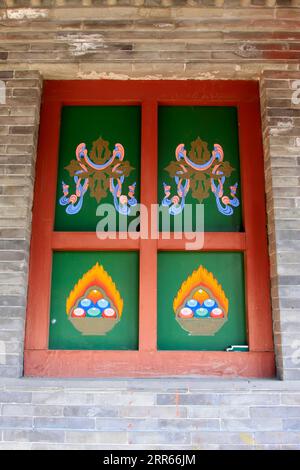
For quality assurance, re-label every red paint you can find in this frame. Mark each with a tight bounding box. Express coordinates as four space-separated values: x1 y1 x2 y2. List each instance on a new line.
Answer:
25 80 274 378
24 350 275 378
238 102 273 352
158 232 246 251
139 101 158 352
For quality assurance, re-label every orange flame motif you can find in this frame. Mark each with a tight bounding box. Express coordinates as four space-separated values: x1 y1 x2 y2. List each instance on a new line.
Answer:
173 265 228 316
66 263 123 317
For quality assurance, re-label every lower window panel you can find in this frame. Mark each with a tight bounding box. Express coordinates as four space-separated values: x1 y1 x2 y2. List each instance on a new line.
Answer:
157 251 247 351
49 251 139 350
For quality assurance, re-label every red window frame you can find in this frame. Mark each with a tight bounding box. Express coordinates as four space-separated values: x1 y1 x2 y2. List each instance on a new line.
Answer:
25 80 275 378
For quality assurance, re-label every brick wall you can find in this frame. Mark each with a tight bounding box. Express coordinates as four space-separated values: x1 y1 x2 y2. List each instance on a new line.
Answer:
0 377 300 450
260 71 300 380
0 0 300 450
0 2 299 81
0 70 42 378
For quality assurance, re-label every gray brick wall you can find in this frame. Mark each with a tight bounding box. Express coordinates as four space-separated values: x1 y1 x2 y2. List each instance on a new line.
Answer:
260 71 300 380
0 70 42 378
0 2 300 80
0 0 300 450
0 378 300 449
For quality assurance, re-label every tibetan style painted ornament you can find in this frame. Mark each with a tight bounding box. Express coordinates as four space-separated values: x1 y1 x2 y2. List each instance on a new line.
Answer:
66 263 123 335
59 137 137 215
173 265 228 336
162 137 239 216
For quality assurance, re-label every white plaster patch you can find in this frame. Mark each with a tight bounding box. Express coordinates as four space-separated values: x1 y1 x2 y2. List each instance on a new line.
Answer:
77 70 222 81
291 80 300 106
62 33 106 57
77 71 130 80
7 9 49 20
71 42 104 57
0 80 6 104
155 23 174 29
0 341 6 365
194 72 220 80
270 120 294 135
62 33 104 42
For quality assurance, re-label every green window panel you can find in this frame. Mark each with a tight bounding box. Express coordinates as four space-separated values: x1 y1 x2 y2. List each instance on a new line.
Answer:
55 106 141 232
157 252 247 351
49 251 139 350
158 106 243 232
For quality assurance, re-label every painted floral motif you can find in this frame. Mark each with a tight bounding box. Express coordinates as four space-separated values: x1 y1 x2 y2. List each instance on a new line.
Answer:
162 137 239 216
59 137 137 215
66 263 123 336
173 265 228 336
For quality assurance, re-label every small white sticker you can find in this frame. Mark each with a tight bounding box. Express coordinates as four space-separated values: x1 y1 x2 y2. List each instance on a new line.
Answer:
291 339 300 365
291 80 300 105
0 80 6 104
0 340 6 365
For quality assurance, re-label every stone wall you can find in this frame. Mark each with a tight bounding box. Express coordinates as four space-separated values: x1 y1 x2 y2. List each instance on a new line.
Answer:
0 377 300 450
0 70 42 378
0 0 300 450
0 2 299 81
261 71 300 380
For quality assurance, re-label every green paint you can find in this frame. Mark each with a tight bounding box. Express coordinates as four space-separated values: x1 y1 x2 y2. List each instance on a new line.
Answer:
49 251 139 350
55 106 141 232
158 106 243 232
157 252 247 350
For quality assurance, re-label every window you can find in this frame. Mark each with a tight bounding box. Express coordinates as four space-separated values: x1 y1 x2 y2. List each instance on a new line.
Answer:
25 80 274 377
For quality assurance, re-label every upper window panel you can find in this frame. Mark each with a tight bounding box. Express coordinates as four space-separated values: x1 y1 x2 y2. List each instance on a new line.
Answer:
54 105 141 232
158 106 243 232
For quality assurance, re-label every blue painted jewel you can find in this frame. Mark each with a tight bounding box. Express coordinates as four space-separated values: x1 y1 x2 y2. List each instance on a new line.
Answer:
186 299 200 311
79 298 92 309
97 298 110 310
87 307 102 317
194 307 210 318
203 298 217 312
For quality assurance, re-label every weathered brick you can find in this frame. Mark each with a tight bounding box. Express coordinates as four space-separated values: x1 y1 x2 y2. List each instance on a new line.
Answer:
220 418 283 432
65 430 127 444
0 416 33 429
0 391 32 403
192 431 255 446
3 429 65 443
34 417 95 430
128 431 190 445
33 406 64 417
63 405 118 418
253 431 300 445
2 404 35 417
31 391 66 405
120 405 187 418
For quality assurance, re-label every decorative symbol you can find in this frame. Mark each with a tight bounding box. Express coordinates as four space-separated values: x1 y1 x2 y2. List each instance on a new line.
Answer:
173 265 228 336
162 137 239 216
59 137 137 215
66 263 123 336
